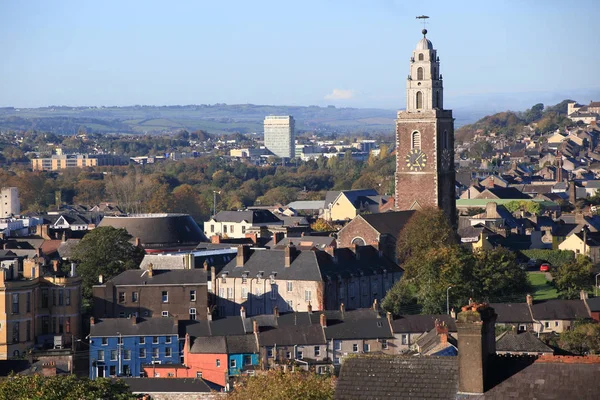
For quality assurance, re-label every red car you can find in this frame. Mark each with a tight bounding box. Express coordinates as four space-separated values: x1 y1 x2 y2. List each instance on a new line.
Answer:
540 263 550 272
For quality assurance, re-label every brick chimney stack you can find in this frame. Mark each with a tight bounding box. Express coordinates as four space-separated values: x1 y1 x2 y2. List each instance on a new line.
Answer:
320 313 327 327
273 306 279 318
147 263 153 277
284 245 295 267
526 294 533 306
90 317 95 326
236 245 249 267
132 315 137 325
456 303 497 395
435 319 449 344
211 235 221 244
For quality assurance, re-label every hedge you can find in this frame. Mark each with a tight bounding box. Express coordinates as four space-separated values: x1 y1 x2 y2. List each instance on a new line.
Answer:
519 249 575 267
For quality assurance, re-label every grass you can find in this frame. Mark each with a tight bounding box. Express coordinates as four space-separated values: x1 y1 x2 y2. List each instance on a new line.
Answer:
528 272 559 300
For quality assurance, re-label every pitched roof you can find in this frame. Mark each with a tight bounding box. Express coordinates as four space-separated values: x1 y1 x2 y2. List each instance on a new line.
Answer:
190 336 227 353
495 331 553 354
358 211 416 237
391 314 457 334
585 297 600 311
324 309 393 340
119 378 212 393
488 303 533 323
90 318 178 337
212 210 282 224
531 299 590 320
105 269 207 286
259 324 326 346
286 200 326 210
335 356 458 400
226 334 258 354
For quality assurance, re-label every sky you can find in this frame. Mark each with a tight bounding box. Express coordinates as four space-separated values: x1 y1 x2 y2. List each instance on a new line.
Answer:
1 0 599 110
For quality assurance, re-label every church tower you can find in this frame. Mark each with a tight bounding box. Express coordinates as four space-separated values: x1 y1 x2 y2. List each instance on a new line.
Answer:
395 28 456 227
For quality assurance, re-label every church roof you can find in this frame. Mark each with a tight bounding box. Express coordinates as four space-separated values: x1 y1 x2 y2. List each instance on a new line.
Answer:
416 37 433 50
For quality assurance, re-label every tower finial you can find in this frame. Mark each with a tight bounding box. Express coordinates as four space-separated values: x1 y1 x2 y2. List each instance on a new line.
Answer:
422 28 428 37
416 15 429 34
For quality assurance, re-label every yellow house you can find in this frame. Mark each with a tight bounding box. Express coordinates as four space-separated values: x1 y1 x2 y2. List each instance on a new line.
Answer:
557 230 600 263
546 132 567 144
0 256 81 359
322 190 392 222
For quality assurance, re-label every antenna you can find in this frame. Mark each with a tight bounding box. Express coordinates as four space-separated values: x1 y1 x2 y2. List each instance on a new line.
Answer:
416 15 430 32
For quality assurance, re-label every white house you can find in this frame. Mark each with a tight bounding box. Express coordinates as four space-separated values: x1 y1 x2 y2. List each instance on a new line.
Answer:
204 210 283 239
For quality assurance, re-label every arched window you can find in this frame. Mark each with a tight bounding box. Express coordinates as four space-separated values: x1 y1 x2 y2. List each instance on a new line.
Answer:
352 237 366 246
416 91 423 110
418 53 424 61
412 131 421 150
417 67 424 81
442 130 449 149
435 91 440 108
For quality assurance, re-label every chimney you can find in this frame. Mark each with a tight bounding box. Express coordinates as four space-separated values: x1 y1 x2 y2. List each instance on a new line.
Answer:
236 245 249 267
253 320 259 334
98 275 103 284
284 245 296 267
245 233 257 245
307 301 312 313
372 298 379 312
456 303 497 394
450 308 457 319
132 316 137 325
580 290 589 300
526 294 533 306
207 307 213 321
320 313 327 327
203 260 208 271
340 303 345 315
273 306 279 318
211 235 221 244
240 306 246 320
41 362 57 377
147 264 153 277
435 319 449 344
386 312 392 326
273 232 284 245
569 181 577 204
52 260 59 273
134 237 141 247
90 317 95 326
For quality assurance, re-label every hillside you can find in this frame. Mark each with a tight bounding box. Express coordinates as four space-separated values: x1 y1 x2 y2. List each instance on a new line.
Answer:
455 100 574 143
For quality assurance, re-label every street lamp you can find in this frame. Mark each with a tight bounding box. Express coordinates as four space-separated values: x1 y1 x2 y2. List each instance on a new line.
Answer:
446 286 452 315
213 191 221 217
595 273 600 297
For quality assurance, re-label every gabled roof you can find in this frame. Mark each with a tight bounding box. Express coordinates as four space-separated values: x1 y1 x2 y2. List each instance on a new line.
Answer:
105 269 207 286
190 336 227 353
119 378 212 393
531 299 590 320
286 200 326 210
90 318 178 337
391 314 457 334
495 331 553 354
323 309 393 340
259 323 326 346
325 189 379 208
488 303 533 323
358 211 416 237
226 334 258 354
211 210 282 224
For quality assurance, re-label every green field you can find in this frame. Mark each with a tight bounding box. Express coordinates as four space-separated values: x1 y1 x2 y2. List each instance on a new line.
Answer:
528 272 558 300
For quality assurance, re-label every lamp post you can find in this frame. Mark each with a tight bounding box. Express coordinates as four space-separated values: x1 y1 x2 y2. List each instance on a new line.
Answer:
595 273 600 297
213 191 221 217
446 286 452 315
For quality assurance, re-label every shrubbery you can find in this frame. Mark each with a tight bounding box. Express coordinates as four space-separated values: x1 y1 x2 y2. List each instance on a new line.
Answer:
519 249 575 267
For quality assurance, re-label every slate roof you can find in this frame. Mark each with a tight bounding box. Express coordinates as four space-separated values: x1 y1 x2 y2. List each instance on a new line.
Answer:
359 211 416 237
286 200 325 210
259 324 326 346
488 303 533 324
190 336 227 353
530 299 590 320
416 328 457 355
325 189 379 208
335 355 458 400
391 314 457 334
495 331 553 354
212 210 282 224
90 318 178 337
105 269 207 286
324 309 393 340
98 214 206 250
119 378 212 393
266 235 336 250
226 335 258 354
317 246 403 281
585 297 600 311
57 238 80 259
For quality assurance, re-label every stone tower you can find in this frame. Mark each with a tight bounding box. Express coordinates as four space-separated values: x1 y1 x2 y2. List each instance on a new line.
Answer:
395 28 456 227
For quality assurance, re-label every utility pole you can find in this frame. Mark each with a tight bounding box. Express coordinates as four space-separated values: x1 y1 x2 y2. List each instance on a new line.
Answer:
446 286 452 315
213 191 221 217
117 332 122 376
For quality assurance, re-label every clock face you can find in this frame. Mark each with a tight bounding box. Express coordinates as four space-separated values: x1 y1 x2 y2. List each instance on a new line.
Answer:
405 148 427 171
441 148 452 169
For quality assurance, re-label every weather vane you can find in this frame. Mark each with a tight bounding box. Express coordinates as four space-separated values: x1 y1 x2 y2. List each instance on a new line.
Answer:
416 15 429 33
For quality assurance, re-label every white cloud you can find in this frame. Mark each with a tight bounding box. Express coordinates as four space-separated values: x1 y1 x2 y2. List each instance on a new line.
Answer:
324 88 354 100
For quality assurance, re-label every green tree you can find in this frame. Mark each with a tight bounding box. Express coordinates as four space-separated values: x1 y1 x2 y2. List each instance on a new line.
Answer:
552 255 593 299
72 227 145 302
310 218 334 232
228 370 335 400
173 184 209 221
470 247 531 301
381 279 417 315
0 374 134 400
559 321 600 355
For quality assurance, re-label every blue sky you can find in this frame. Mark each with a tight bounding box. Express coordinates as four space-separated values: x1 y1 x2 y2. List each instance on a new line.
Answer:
1 0 599 109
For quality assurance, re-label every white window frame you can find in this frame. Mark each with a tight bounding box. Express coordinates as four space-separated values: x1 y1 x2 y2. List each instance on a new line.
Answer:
190 308 197 320
287 281 293 292
190 290 196 302
162 291 168 303
162 311 169 317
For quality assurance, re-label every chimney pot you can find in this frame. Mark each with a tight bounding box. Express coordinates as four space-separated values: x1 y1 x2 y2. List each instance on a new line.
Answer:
273 306 279 318
340 303 345 314
307 301 312 313
253 320 259 334
320 313 327 327
240 306 246 320
90 317 95 326
526 294 533 306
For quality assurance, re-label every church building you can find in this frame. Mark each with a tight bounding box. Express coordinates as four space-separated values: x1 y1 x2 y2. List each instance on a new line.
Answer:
395 28 456 227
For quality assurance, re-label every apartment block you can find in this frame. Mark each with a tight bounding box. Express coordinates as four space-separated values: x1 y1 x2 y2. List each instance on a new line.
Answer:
264 116 295 159
31 154 128 171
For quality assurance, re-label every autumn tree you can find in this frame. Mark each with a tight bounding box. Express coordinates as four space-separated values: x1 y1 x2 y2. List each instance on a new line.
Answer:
172 184 209 221
559 321 600 355
552 255 593 299
311 218 335 232
146 184 175 213
228 370 335 400
74 179 106 204
71 227 145 303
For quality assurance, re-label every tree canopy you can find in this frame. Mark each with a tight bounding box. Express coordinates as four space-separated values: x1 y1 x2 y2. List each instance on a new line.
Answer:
228 370 335 400
552 255 593 299
559 321 600 355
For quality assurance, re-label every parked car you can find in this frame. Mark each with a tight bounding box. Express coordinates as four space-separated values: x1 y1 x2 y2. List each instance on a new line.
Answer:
540 263 550 272
527 259 539 268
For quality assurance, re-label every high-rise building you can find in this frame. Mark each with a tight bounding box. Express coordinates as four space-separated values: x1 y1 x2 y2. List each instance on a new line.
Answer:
395 28 456 227
264 116 295 159
0 187 20 218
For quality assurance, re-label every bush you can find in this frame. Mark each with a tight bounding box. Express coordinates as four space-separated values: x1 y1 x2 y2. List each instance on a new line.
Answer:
519 249 575 267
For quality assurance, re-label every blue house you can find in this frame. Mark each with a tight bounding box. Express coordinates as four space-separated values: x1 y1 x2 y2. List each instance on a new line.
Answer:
225 335 259 376
89 317 179 379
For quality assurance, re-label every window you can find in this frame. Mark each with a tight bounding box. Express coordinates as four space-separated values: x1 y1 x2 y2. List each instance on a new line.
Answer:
58 317 64 334
66 290 71 305
305 290 311 302
132 292 138 302
196 371 202 378
110 350 117 361
382 339 388 350
416 91 423 110
314 346 321 357
216 359 221 367
140 337 145 344
12 293 19 314
153 336 159 344
352 343 358 352
166 336 172 344
242 226 246 233
124 350 131 360
102 337 108 345
287 300 294 310
267 347 274 358
98 350 105 361
153 348 159 358
227 288 233 299
109 366 116 376
210 225 214 233
65 317 71 333
230 359 236 368
363 343 370 353
190 290 196 302
52 289 57 306
243 355 252 365
41 289 48 308
401 335 408 345
26 320 31 341
162 291 168 303
418 53 424 61
270 284 278 300
162 311 169 317
255 288 262 297
411 131 421 150
242 288 248 299
518 324 526 332
166 348 172 357
544 322 549 328
58 290 64 305
287 282 293 292
26 292 30 313
285 351 292 359
219 288 225 298
140 348 146 358
230 225 234 233
189 308 197 320
334 357 340 365
334 341 341 351
119 312 126 318
167 372 174 377
555 321 559 327
417 67 424 80
223 225 227 234
297 350 303 360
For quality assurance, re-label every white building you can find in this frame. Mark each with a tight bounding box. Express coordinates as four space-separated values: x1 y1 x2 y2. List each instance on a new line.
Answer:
204 210 283 239
0 187 20 218
264 116 295 159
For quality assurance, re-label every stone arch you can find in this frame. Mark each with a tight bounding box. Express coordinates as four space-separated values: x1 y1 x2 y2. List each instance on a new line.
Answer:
351 237 366 246
416 91 423 109
418 53 424 61
412 131 421 150
417 67 424 81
